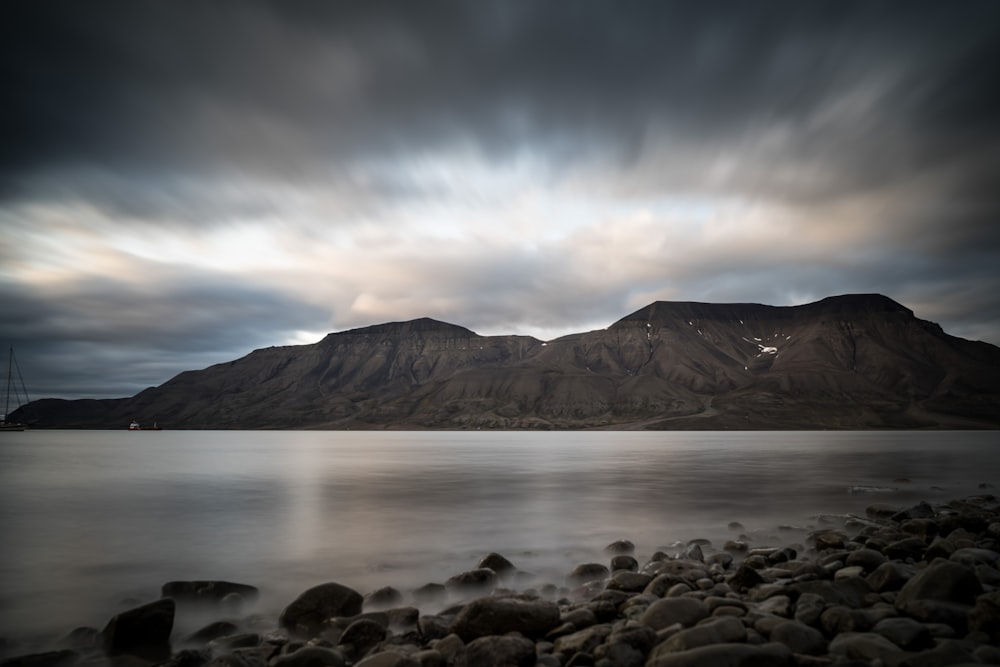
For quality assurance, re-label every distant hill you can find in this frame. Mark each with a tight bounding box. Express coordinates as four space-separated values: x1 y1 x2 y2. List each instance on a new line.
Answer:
15 294 1000 429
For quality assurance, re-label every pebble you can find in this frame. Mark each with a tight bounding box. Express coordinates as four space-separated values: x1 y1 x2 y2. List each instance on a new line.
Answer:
4 494 1000 667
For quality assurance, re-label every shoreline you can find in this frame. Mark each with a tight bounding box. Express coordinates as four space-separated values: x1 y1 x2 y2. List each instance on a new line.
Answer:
2 494 999 667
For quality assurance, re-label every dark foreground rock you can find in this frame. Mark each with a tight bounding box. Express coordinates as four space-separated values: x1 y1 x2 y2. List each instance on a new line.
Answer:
2 494 999 667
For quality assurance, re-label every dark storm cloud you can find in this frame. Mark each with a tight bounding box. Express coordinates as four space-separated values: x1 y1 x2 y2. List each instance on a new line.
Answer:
3 0 1000 399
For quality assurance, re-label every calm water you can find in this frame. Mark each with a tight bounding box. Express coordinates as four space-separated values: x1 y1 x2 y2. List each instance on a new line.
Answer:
1 430 998 646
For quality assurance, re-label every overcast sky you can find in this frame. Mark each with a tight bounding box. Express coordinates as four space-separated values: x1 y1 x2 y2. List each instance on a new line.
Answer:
3 1 1000 401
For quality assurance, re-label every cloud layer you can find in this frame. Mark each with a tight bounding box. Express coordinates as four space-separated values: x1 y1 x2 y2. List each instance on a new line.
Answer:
3 1 1000 399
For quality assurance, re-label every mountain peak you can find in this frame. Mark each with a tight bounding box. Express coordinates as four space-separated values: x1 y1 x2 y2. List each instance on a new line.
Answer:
327 317 476 340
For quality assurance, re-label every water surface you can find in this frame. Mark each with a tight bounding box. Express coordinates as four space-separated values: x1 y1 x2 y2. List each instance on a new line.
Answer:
0 429 997 644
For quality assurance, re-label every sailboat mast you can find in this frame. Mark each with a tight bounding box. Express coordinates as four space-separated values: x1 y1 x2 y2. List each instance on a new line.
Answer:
4 345 12 422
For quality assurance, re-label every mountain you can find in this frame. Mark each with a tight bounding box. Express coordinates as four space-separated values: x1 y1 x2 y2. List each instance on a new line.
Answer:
15 294 1000 429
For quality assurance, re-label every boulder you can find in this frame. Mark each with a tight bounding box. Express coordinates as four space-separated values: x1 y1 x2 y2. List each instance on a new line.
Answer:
364 587 403 610
769 619 827 655
449 595 560 641
476 552 516 577
845 548 887 572
271 646 347 667
639 598 709 630
827 631 901 661
871 617 933 651
968 590 1000 643
867 561 916 593
895 559 983 613
648 616 745 656
610 555 639 572
568 563 610 585
444 568 497 594
551 623 613 657
455 634 534 667
337 618 386 660
604 539 635 554
101 598 175 661
645 642 793 667
161 581 259 607
279 583 364 638
606 571 651 593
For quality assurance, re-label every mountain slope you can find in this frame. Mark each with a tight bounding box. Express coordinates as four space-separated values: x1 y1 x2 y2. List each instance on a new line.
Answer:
16 294 1000 429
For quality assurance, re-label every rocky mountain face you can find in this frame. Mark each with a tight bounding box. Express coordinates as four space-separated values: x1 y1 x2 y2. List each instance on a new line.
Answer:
17 295 1000 429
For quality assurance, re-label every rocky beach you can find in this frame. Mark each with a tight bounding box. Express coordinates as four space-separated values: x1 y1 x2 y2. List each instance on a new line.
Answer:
2 494 999 667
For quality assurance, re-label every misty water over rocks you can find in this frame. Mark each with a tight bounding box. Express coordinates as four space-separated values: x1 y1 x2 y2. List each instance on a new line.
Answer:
1 430 998 655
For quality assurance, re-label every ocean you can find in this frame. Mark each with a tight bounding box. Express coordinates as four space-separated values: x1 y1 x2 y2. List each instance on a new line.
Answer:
0 429 997 646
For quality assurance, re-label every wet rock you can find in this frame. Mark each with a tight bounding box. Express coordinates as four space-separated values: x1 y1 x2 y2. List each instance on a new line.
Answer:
871 617 933 651
895 559 984 615
892 501 935 522
868 561 917 593
605 571 650 593
364 587 403 610
610 555 638 572
845 548 887 573
827 631 901 661
411 583 446 604
883 537 927 561
604 539 635 555
102 598 175 661
354 652 419 667
0 651 80 667
648 615 745 655
949 547 1000 567
444 568 497 594
757 594 792 617
270 646 347 667
968 590 1000 643
770 619 827 655
181 621 240 647
279 584 363 639
821 606 867 636
162 581 259 608
793 592 826 627
337 618 385 660
551 624 612 657
729 563 765 592
645 641 793 667
568 563 610 585
449 595 560 641
638 597 708 630
476 552 516 577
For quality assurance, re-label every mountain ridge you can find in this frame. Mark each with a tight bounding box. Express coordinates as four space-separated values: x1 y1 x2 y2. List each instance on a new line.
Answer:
14 294 1000 430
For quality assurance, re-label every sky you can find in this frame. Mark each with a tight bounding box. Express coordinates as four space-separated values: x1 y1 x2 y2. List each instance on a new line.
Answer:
3 1 1000 401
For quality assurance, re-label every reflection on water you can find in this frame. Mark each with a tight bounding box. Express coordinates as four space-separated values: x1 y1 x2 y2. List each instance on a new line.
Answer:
0 429 997 643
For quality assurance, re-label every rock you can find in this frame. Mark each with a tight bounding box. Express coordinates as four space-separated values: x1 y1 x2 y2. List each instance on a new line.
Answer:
449 595 560 641
756 595 792 617
444 568 497 594
271 646 347 667
279 583 364 639
868 561 916 593
810 531 847 551
605 539 635 554
596 623 656 659
867 504 900 519
884 537 927 561
101 598 175 661
605 571 651 593
901 519 939 541
892 501 935 521
0 651 80 667
845 548 887 572
354 653 419 667
364 587 403 610
476 552 516 576
417 615 452 642
792 578 870 609
794 592 826 627
337 618 386 660
638 597 709 630
827 631 902 661
949 547 1000 567
821 606 867 635
644 641 793 667
895 559 984 614
834 566 866 580
568 563 610 585
871 617 933 650
968 590 1000 643
649 616 745 656
682 543 704 562
769 620 827 655
181 621 240 646
729 564 764 592
610 555 639 572
411 583 446 604
767 547 796 564
551 624 612 657
161 581 259 607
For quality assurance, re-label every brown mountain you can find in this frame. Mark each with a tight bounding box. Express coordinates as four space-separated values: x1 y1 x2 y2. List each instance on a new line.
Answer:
17 294 1000 429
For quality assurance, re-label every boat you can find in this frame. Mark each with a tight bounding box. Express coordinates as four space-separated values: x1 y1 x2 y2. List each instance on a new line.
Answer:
2 346 31 431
